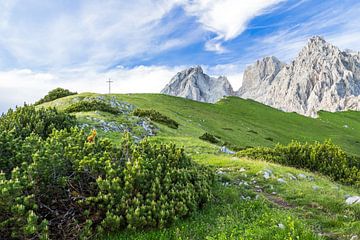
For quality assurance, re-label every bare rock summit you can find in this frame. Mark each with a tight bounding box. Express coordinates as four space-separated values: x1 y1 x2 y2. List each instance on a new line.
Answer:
238 36 360 117
161 37 360 117
161 66 234 103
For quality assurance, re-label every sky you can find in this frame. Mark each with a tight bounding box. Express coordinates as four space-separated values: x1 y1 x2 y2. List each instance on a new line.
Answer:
1 0 360 113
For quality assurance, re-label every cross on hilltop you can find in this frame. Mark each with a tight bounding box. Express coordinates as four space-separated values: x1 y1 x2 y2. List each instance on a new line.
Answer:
106 78 113 94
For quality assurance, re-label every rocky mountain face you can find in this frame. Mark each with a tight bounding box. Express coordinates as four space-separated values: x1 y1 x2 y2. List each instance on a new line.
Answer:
161 66 234 103
161 37 360 117
237 56 284 98
238 36 360 117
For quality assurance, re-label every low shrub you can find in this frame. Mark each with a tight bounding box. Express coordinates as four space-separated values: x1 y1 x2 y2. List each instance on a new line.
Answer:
133 109 179 129
237 140 360 186
65 100 120 114
0 104 76 139
35 88 77 105
0 105 76 174
199 132 221 144
264 137 274 142
0 128 214 239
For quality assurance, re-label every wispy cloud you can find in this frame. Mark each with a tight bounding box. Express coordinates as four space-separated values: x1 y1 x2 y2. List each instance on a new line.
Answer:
181 0 284 53
249 0 360 62
0 0 196 70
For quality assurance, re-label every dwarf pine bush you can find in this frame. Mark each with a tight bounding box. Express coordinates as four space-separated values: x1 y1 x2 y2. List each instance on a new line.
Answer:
64 100 121 114
0 122 213 239
133 109 179 129
35 87 77 105
237 140 360 186
0 105 76 175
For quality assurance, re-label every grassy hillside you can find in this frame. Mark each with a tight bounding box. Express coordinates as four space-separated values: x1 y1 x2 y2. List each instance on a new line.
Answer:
35 92 360 239
107 155 360 239
41 93 360 156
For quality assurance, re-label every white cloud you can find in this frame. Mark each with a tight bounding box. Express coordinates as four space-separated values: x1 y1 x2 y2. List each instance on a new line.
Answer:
0 65 184 113
203 63 244 89
181 0 284 53
251 2 360 62
0 63 248 113
0 0 196 69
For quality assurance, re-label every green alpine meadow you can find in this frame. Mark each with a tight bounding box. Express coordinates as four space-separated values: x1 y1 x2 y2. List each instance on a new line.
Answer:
1 90 359 239
1 2 360 239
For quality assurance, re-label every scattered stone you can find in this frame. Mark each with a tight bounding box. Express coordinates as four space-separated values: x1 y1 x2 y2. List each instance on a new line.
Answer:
287 173 297 180
343 124 349 128
271 192 277 195
350 235 358 240
277 178 286 184
277 223 285 229
312 185 320 191
239 181 249 186
263 171 271 180
344 194 351 199
220 146 235 154
239 167 246 172
297 173 307 179
222 182 230 187
308 176 315 181
345 196 360 205
241 195 251 201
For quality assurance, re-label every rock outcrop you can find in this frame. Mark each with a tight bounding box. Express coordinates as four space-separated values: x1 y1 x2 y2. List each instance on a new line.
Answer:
238 36 360 117
161 37 360 117
161 66 234 103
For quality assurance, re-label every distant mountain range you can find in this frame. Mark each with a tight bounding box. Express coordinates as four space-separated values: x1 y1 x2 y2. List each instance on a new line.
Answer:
161 36 360 117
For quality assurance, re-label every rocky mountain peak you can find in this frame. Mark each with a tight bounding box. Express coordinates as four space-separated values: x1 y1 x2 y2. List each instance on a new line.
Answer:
161 66 234 103
161 37 360 117
238 56 284 97
297 36 341 61
238 36 360 117
184 65 203 75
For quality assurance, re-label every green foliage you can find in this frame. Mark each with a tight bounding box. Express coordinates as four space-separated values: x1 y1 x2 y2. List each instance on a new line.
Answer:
237 140 360 186
35 87 77 105
0 104 76 139
133 109 179 129
0 128 214 239
65 100 121 114
199 133 242 152
199 132 221 144
0 105 76 174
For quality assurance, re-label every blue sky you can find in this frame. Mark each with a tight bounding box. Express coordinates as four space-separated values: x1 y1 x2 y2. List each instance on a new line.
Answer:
1 0 360 112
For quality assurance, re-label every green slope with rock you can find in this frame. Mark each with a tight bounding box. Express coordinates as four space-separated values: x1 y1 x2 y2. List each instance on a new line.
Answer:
34 91 360 239
40 92 360 156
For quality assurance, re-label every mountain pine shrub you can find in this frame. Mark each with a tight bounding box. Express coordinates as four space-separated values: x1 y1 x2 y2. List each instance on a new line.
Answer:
64 100 121 114
199 132 221 144
0 105 76 174
0 128 214 239
133 109 179 129
237 140 360 186
35 87 77 105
